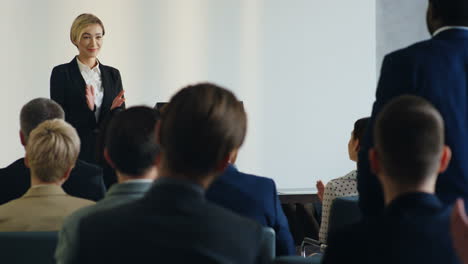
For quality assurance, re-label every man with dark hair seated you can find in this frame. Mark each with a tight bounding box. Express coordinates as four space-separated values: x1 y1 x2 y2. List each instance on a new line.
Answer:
74 83 264 263
55 106 160 264
0 98 105 204
323 95 461 264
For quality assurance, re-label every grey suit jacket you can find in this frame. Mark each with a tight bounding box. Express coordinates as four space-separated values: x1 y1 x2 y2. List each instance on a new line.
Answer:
55 181 153 264
0 185 94 231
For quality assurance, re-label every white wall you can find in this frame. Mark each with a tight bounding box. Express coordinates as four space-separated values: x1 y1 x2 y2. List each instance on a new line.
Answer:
376 0 429 71
0 0 376 189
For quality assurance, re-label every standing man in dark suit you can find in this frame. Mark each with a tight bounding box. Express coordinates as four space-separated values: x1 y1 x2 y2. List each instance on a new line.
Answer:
75 83 264 264
0 98 105 204
323 95 460 264
206 159 295 256
358 0 468 217
56 106 160 264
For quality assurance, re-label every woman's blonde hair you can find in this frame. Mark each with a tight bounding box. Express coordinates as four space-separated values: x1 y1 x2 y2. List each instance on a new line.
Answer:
70 13 105 46
26 119 80 183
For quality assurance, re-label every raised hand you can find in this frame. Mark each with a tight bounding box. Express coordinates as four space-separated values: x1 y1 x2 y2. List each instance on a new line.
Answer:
111 90 125 110
316 180 325 202
85 84 96 111
451 198 468 263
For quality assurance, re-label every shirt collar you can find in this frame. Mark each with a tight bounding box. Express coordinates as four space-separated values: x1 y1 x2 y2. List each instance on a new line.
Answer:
153 176 205 196
120 179 154 184
76 56 101 74
433 26 468 37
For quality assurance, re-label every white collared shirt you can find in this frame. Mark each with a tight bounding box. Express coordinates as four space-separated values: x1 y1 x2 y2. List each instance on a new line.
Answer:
76 57 104 121
433 26 468 37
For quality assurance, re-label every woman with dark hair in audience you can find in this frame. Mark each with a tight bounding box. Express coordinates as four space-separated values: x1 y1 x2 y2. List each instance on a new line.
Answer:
315 117 370 243
50 13 125 165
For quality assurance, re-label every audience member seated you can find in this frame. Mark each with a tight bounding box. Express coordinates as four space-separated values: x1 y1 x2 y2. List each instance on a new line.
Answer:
206 151 295 256
55 106 160 264
0 98 105 204
451 198 468 264
0 119 95 231
315 117 369 243
322 95 461 264
74 83 264 263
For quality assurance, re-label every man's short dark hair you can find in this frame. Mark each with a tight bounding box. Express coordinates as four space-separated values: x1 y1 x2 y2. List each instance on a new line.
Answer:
20 98 65 143
105 106 160 176
352 117 370 144
430 0 468 26
159 83 247 177
374 95 444 186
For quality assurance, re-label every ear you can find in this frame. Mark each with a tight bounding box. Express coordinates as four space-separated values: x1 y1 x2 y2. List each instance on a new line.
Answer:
60 166 73 184
155 153 162 168
215 155 230 173
353 139 360 153
438 145 452 173
24 153 30 168
228 149 239 164
20 131 26 146
369 148 380 175
104 148 116 169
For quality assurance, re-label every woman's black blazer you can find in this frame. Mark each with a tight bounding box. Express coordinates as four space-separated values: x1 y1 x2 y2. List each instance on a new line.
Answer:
50 57 125 164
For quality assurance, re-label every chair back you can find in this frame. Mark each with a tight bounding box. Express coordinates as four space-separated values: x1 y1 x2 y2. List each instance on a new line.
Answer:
328 196 361 235
0 231 58 264
259 227 276 264
274 255 322 264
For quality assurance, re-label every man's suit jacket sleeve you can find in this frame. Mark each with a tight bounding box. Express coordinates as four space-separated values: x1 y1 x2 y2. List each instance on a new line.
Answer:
357 52 415 218
271 180 296 256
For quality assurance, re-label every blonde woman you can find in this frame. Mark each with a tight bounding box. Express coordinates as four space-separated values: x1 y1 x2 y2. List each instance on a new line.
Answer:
50 13 125 164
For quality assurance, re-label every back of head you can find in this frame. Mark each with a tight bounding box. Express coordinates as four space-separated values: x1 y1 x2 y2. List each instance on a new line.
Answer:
374 95 444 186
105 106 160 176
159 82 247 178
20 98 65 144
430 0 468 26
27 119 80 183
353 117 370 144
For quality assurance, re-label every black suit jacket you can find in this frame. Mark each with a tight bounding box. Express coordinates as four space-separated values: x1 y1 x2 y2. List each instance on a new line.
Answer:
50 58 125 164
0 158 105 204
77 178 264 264
323 193 461 264
358 29 468 217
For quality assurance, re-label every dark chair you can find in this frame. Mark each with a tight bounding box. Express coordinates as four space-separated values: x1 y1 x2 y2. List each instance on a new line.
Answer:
301 196 360 256
0 231 58 264
260 227 276 264
327 196 360 233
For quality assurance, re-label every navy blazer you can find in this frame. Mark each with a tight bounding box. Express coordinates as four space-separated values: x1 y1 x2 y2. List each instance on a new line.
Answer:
323 193 461 264
50 58 125 164
358 28 468 217
0 158 105 204
206 165 295 256
76 178 264 264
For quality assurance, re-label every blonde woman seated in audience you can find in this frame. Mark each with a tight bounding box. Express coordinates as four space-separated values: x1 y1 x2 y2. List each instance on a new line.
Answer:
0 119 94 231
316 117 369 243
